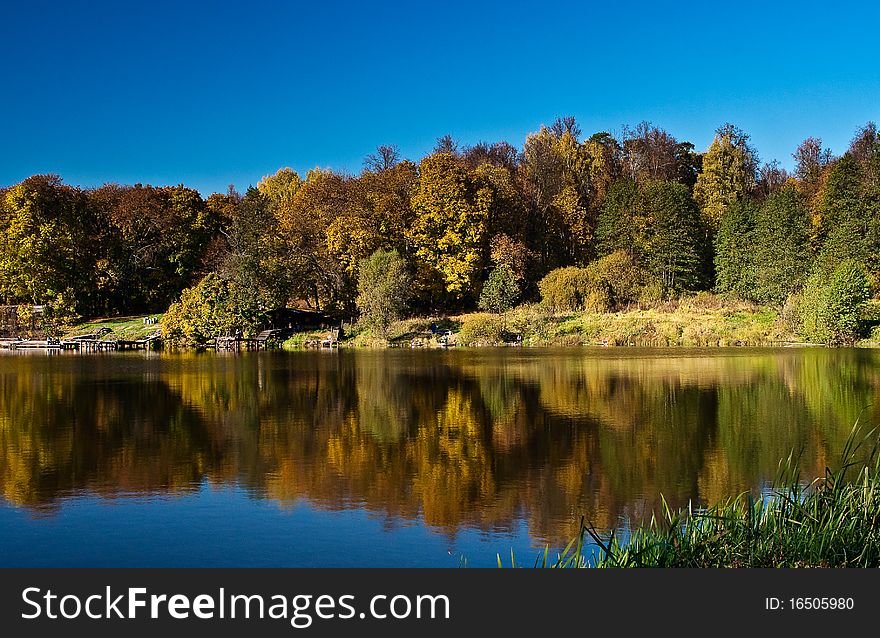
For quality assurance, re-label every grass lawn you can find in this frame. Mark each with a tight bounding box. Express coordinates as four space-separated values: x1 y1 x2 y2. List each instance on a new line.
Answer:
63 315 163 341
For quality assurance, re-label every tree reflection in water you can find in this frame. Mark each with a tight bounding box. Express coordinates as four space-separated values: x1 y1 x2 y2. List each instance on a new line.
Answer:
0 348 877 546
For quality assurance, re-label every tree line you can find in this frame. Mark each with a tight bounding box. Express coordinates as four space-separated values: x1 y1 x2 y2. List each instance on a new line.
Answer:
1 118 878 342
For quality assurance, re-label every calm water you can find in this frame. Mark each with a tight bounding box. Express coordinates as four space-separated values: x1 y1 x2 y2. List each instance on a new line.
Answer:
0 347 878 567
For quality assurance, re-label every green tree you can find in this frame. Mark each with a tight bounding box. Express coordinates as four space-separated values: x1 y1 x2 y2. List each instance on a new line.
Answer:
595 179 639 258
596 179 707 294
356 249 410 335
798 261 870 345
752 184 812 305
816 154 880 283
478 266 520 313
163 273 268 347
714 199 758 299
223 187 289 309
641 180 707 292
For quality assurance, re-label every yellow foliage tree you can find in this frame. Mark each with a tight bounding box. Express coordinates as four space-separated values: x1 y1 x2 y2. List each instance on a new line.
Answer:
408 153 491 297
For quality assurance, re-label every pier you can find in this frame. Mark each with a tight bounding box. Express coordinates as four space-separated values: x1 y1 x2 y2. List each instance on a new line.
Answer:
215 329 287 351
0 332 160 353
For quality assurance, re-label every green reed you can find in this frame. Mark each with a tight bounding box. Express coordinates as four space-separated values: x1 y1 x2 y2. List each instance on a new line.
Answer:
504 422 880 568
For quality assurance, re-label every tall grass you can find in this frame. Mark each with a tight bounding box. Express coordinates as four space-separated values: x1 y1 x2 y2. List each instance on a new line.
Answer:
511 423 880 568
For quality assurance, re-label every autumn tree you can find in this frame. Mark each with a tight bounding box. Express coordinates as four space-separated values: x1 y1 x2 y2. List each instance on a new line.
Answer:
793 137 832 183
274 169 351 311
518 118 606 268
848 122 879 188
364 145 401 172
256 167 303 204
693 123 758 232
408 153 490 303
472 162 526 247
621 122 700 186
203 186 242 272
0 175 99 316
791 137 833 219
324 161 419 291
755 160 791 200
461 141 519 172
489 233 532 282
434 135 459 155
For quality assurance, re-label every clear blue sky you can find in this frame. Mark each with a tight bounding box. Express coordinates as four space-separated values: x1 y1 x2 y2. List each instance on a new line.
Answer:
2 0 878 195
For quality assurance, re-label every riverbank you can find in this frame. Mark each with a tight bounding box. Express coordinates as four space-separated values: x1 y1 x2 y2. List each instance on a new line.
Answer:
48 296 880 351
288 296 796 349
337 296 880 349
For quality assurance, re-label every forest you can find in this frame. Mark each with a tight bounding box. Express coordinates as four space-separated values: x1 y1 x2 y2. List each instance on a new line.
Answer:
1 118 878 345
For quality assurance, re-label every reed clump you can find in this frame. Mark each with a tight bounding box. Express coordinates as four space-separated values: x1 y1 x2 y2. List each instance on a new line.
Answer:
518 423 880 568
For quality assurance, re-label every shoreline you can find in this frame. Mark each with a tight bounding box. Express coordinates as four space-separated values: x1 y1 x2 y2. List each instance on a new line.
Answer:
284 302 879 350
33 301 880 352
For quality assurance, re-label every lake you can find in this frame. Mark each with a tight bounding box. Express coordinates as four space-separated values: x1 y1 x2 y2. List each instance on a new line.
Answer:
0 347 877 567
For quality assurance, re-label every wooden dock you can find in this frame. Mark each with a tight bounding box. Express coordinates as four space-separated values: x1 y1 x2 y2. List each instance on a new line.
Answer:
320 328 340 348
216 329 286 351
0 331 160 353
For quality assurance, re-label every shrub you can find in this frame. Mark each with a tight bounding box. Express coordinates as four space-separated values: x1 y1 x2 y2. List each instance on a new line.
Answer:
43 290 80 334
820 262 871 344
679 291 725 311
356 249 410 336
638 278 667 306
538 267 612 313
798 261 870 345
590 250 668 308
780 293 803 335
478 266 520 313
591 251 641 307
457 314 505 346
504 303 555 343
163 273 267 347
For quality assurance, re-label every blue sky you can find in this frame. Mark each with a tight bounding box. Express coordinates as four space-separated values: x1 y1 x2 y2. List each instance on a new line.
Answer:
1 0 878 194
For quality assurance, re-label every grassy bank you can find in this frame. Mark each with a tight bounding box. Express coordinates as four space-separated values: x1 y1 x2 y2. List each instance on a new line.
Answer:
63 315 163 341
507 298 787 347
61 296 878 350
287 295 798 349
520 426 880 568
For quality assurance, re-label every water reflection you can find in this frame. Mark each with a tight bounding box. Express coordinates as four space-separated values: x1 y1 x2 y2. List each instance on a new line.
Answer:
0 348 878 547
